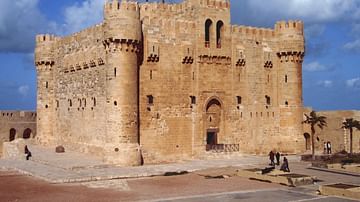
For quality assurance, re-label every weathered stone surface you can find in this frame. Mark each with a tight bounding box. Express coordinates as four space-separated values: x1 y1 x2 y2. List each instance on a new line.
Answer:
55 146 65 153
320 183 360 200
0 111 36 157
236 168 315 187
2 139 27 160
303 109 360 154
34 0 306 165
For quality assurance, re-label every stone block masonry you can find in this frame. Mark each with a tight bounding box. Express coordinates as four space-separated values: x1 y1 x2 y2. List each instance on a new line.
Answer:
34 0 305 166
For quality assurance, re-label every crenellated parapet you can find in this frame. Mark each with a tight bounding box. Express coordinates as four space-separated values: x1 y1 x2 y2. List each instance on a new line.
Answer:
35 34 58 68
275 20 304 37
275 20 305 58
186 0 230 9
232 25 275 40
104 0 141 42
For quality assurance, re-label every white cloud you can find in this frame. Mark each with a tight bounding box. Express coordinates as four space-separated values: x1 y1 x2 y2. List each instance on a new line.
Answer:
63 0 106 34
346 78 360 88
317 80 333 88
0 0 56 53
18 85 29 97
232 0 359 27
343 39 360 52
303 62 329 72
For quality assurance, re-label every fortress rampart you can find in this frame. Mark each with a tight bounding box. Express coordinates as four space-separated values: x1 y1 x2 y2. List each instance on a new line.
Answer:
34 0 305 166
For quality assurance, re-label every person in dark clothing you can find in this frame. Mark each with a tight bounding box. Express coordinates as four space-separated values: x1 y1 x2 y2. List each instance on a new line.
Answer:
280 157 290 172
275 152 281 165
269 151 275 166
327 142 332 154
24 145 32 160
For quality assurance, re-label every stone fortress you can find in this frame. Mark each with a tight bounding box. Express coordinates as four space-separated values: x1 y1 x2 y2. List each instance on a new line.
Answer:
33 0 307 166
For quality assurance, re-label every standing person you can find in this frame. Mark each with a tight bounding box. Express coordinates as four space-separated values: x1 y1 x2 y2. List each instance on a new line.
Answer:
269 151 275 166
280 157 290 172
327 142 332 154
24 145 32 160
323 142 327 154
275 152 281 165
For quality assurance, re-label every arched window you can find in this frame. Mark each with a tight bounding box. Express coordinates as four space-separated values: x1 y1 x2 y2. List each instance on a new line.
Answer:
205 19 213 48
23 128 32 139
216 21 224 48
9 128 16 141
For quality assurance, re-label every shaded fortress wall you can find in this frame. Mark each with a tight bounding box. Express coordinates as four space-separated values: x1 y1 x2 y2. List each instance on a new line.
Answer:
51 24 109 155
0 111 36 156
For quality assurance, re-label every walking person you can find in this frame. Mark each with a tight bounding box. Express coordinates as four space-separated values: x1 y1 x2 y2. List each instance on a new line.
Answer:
269 151 275 166
323 142 327 154
24 145 32 160
275 152 281 166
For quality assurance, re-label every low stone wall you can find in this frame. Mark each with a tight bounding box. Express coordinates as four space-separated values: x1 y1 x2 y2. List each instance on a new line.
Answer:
2 139 34 160
320 183 360 200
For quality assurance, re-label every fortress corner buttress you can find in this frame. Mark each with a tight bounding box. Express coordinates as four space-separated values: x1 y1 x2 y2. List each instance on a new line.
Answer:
35 34 58 146
275 20 305 153
102 0 142 166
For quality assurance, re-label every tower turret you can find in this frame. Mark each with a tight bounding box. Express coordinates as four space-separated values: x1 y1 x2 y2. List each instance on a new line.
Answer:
275 20 305 153
34 34 58 146
102 0 142 166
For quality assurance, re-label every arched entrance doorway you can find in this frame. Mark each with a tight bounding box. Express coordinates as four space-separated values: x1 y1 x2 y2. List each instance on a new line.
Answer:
9 128 16 141
304 133 311 151
205 98 222 151
23 128 32 139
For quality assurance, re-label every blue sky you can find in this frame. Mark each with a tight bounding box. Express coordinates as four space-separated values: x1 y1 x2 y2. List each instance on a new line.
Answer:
0 0 360 111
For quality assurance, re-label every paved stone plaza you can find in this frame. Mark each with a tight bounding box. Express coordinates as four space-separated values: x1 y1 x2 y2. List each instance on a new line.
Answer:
0 145 359 201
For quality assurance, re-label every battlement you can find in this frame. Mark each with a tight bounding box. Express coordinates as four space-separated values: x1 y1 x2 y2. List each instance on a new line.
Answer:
105 0 139 12
139 0 230 13
60 23 103 45
200 0 230 9
232 25 275 39
275 20 304 35
36 34 59 43
0 111 37 121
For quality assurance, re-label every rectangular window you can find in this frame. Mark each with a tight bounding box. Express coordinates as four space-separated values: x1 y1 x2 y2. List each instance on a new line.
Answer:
190 96 196 104
147 95 154 105
265 95 271 105
236 96 242 104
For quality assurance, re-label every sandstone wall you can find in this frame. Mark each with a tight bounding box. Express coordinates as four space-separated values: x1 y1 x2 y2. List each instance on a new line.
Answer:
35 0 305 165
0 111 36 156
303 110 360 154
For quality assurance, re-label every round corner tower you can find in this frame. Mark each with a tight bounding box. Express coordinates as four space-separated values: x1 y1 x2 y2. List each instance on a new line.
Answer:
102 0 142 166
275 20 305 153
34 34 58 146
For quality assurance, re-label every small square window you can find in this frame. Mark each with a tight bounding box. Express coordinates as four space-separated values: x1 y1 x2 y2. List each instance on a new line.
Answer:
236 96 242 104
190 96 196 104
147 95 154 105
